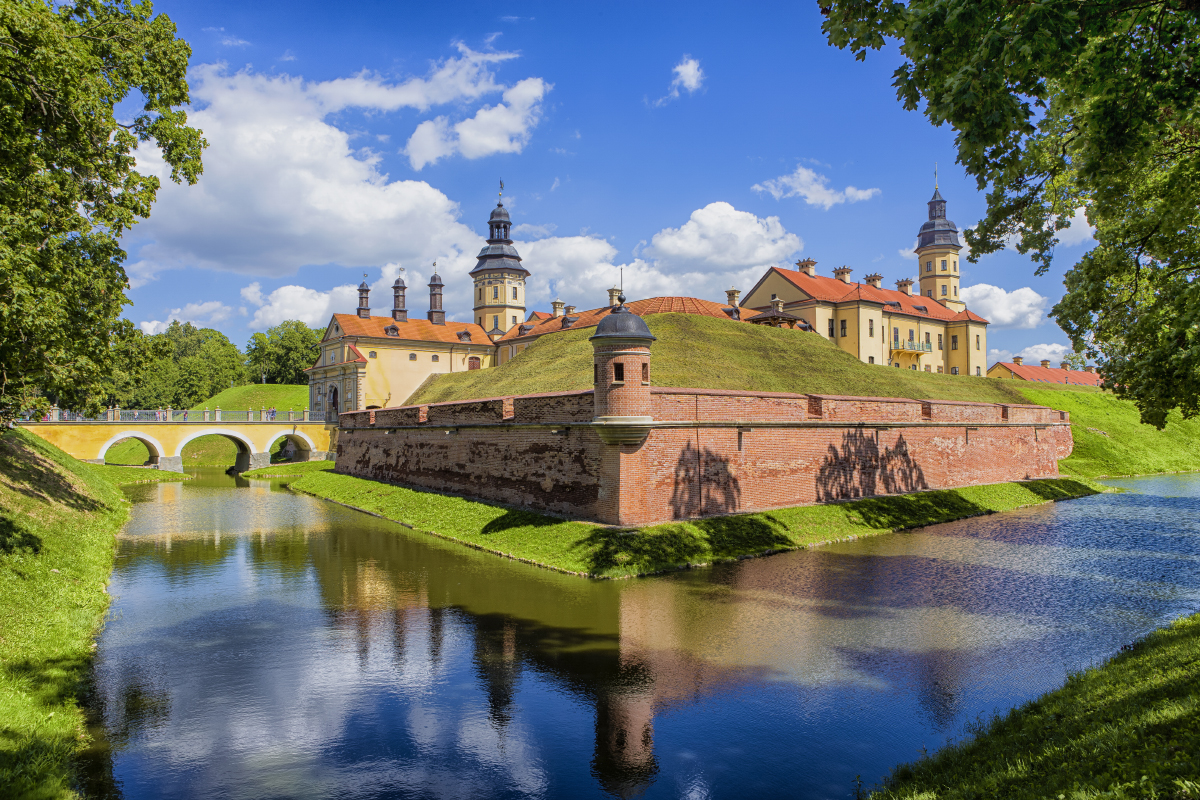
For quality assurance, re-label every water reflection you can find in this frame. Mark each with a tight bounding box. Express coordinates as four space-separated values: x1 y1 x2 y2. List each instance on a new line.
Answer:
82 469 1200 799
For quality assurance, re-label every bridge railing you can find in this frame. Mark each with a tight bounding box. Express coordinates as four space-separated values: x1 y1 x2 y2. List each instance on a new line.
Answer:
17 407 321 423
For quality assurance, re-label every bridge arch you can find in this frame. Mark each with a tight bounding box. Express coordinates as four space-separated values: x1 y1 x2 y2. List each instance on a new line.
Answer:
97 432 167 464
172 428 256 459
259 428 318 461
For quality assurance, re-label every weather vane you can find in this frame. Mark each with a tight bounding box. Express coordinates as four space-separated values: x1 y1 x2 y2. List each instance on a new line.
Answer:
499 178 504 201
934 162 938 189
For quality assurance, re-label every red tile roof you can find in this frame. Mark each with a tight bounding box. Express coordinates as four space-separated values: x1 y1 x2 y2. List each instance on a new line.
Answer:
527 311 552 321
764 267 989 324
327 313 491 344
497 296 741 342
993 362 1103 386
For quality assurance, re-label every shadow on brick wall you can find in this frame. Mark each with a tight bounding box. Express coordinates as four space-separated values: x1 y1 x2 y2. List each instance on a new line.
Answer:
670 440 741 519
816 430 927 502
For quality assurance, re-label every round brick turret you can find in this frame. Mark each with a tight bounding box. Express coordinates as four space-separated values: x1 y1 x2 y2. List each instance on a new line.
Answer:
590 298 656 444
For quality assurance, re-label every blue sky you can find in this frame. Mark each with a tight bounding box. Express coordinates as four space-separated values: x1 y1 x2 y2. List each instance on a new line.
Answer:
124 0 1093 366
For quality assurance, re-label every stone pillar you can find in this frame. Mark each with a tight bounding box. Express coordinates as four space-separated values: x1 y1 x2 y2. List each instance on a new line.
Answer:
248 407 253 422
261 406 266 422
288 409 294 422
204 408 210 422
303 408 310 422
166 406 172 422
215 406 222 422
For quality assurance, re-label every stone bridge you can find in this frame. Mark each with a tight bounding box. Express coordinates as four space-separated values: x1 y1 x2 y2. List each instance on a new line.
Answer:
18 410 334 472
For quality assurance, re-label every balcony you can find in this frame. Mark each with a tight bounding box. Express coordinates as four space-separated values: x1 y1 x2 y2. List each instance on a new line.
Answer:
891 340 933 353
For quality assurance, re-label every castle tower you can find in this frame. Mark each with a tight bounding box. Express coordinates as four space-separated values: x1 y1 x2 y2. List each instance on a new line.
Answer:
916 187 965 311
357 280 370 319
427 269 445 325
391 275 407 322
471 186 529 334
590 296 656 445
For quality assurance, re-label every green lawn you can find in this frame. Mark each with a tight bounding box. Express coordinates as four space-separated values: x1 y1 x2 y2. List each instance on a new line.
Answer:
409 313 1030 406
191 383 310 412
872 611 1200 799
288 470 1099 578
1012 384 1200 478
0 429 133 799
241 460 335 478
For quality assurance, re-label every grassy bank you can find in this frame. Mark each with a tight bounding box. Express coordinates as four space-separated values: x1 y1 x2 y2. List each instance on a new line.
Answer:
191 383 309 412
0 428 176 798
1013 384 1200 478
242 460 335 478
871 611 1200 799
409 314 1030 406
287 470 1100 578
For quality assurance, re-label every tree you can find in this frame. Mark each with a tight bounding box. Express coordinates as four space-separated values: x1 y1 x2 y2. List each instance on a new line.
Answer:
0 0 205 422
822 0 1200 427
245 321 322 385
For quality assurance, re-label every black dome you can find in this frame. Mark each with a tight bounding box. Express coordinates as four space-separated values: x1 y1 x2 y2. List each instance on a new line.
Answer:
917 187 961 249
489 203 510 222
590 305 656 342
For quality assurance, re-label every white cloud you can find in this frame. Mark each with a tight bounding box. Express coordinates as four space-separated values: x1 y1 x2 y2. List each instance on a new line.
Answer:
959 284 1049 329
1056 206 1095 247
404 77 550 169
899 240 919 260
752 164 881 211
221 36 250 47
644 201 802 270
239 263 429 328
511 223 556 239
139 301 235 335
653 56 704 106
1017 342 1072 365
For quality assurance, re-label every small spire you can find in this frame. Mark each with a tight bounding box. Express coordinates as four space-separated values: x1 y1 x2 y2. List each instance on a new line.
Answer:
934 161 938 189
498 178 504 204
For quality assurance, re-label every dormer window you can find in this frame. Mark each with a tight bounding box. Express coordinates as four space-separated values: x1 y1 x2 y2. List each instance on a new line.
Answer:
384 325 399 337
456 330 472 342
913 305 928 313
561 315 579 329
518 324 534 335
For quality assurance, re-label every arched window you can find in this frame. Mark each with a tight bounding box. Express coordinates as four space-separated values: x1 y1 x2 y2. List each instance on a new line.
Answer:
409 353 417 361
432 355 440 362
468 356 481 370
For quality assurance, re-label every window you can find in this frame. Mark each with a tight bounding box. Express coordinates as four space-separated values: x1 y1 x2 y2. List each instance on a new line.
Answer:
938 334 943 350
409 353 417 361
941 259 948 271
368 351 377 358
952 335 959 350
432 355 440 362
941 285 948 296
908 329 915 341
951 366 960 375
840 319 847 337
512 287 518 300
642 363 649 383
868 356 875 364
613 362 625 382
953 260 958 272
927 289 933 297
937 366 943 374
828 320 835 338
976 334 981 350
771 293 777 300
478 288 482 300
468 356 481 370
976 366 981 376
926 261 932 272
593 363 599 383
512 315 517 326
493 286 499 299
911 365 918 370
493 315 499 330
895 363 901 368
925 332 931 346
925 365 931 372
893 327 899 342
478 317 483 325
868 319 874 337
954 286 958 297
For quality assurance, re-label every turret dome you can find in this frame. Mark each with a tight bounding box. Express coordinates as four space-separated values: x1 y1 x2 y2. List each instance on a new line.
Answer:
917 187 962 249
590 299 656 342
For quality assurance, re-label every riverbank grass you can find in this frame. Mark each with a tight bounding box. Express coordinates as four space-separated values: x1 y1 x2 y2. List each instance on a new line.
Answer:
288 471 1100 578
0 428 140 799
872 611 1200 799
241 460 335 478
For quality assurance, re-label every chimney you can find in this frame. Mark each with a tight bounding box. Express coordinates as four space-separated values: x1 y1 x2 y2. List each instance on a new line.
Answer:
564 305 576 315
864 273 883 288
357 280 370 319
833 266 853 284
1013 356 1023 365
551 298 565 317
391 276 407 322
771 298 785 314
1084 365 1095 373
796 258 817 277
1060 361 1070 370
725 287 741 307
608 286 621 306
427 269 445 325
895 278 914 296
1040 359 1051 368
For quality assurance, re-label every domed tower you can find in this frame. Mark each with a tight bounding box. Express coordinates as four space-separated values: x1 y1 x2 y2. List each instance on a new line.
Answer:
916 187 965 310
471 185 530 334
590 296 656 446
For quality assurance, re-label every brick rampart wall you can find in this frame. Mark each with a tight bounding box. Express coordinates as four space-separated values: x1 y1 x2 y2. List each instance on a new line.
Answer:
336 389 1073 526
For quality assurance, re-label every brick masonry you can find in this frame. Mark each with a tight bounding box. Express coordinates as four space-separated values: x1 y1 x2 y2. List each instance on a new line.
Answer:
334 388 1073 526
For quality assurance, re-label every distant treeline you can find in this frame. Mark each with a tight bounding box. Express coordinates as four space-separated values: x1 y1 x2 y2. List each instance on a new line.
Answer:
106 320 322 410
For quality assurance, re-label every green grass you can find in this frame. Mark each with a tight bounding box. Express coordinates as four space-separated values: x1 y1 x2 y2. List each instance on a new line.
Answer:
0 428 130 799
408 313 1029 406
85 465 192 485
1012 384 1200 478
104 435 290 467
190 383 310 412
871 611 1200 800
288 470 1099 578
241 460 335 478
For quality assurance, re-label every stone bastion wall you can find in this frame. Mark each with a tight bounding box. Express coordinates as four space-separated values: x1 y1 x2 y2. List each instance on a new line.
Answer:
333 388 1073 526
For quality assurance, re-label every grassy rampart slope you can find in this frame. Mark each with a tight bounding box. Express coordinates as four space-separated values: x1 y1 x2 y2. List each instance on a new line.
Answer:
287 469 1098 578
0 429 181 799
409 314 1029 406
871 611 1200 799
190 383 309 412
1012 384 1200 478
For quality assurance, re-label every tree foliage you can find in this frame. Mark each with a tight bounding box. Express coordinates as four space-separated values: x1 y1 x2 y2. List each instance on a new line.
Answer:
822 0 1200 427
0 0 204 422
245 321 321 386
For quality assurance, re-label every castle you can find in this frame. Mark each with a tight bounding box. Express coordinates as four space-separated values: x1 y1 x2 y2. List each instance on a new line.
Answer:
308 186 991 416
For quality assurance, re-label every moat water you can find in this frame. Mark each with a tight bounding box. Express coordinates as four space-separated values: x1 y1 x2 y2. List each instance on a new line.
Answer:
79 469 1200 799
